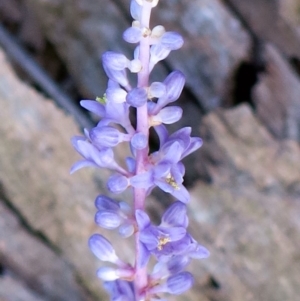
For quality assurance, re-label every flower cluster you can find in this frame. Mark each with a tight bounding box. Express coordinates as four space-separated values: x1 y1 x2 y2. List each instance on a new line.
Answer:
71 0 209 300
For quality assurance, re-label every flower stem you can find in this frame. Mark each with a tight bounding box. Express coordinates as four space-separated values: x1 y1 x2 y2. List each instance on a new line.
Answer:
134 1 152 299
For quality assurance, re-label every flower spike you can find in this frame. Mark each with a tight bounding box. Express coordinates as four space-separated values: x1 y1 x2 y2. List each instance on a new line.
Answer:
71 0 209 300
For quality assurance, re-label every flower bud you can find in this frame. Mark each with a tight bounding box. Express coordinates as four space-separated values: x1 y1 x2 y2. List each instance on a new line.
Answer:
95 195 120 211
103 66 130 88
151 25 166 40
126 87 148 107
119 223 135 238
161 32 184 50
104 280 135 301
163 70 185 103
95 210 122 229
125 157 136 173
147 101 157 115
102 51 129 70
107 174 129 194
102 54 130 88
130 0 142 20
161 201 188 227
149 44 171 69
131 132 148 150
106 86 127 103
128 59 142 73
149 82 166 98
90 126 126 148
97 267 134 281
70 140 119 173
166 272 194 295
123 26 142 44
95 148 117 168
119 201 132 214
89 234 119 263
150 106 183 125
152 256 190 279
149 272 194 295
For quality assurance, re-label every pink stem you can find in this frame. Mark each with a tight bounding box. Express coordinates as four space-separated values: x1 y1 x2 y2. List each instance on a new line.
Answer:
134 1 152 299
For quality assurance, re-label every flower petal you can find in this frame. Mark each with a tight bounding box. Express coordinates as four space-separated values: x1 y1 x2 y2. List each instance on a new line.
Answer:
107 174 129 194
80 100 105 117
95 195 120 211
89 234 119 263
166 272 194 295
95 210 122 229
135 209 151 230
161 201 188 227
130 171 153 190
70 160 97 174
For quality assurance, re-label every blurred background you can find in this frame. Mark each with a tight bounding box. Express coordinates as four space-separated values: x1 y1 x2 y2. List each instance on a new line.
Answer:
0 0 300 300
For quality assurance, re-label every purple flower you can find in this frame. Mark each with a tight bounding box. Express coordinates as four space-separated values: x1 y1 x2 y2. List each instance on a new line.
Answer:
126 87 148 107
151 255 191 280
71 1 209 299
149 33 183 72
161 32 184 50
135 202 188 264
80 93 134 134
70 136 127 174
102 52 130 88
149 44 171 71
98 100 134 134
131 132 148 150
106 83 127 103
86 81 134 131
154 125 203 160
80 100 105 117
130 144 190 202
148 81 166 99
149 31 183 71
149 272 194 296
95 210 122 229
125 156 136 173
160 200 188 228
94 195 134 237
165 233 210 259
102 51 141 82
102 51 129 70
103 280 135 301
107 173 130 194
95 194 121 211
136 202 209 263
149 106 183 125
130 0 141 21
123 26 143 44
150 71 185 114
90 126 130 148
89 234 123 265
167 272 194 294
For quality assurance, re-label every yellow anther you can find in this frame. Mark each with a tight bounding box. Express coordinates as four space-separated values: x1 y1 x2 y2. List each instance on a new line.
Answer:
157 236 171 250
165 173 180 190
96 93 107 104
